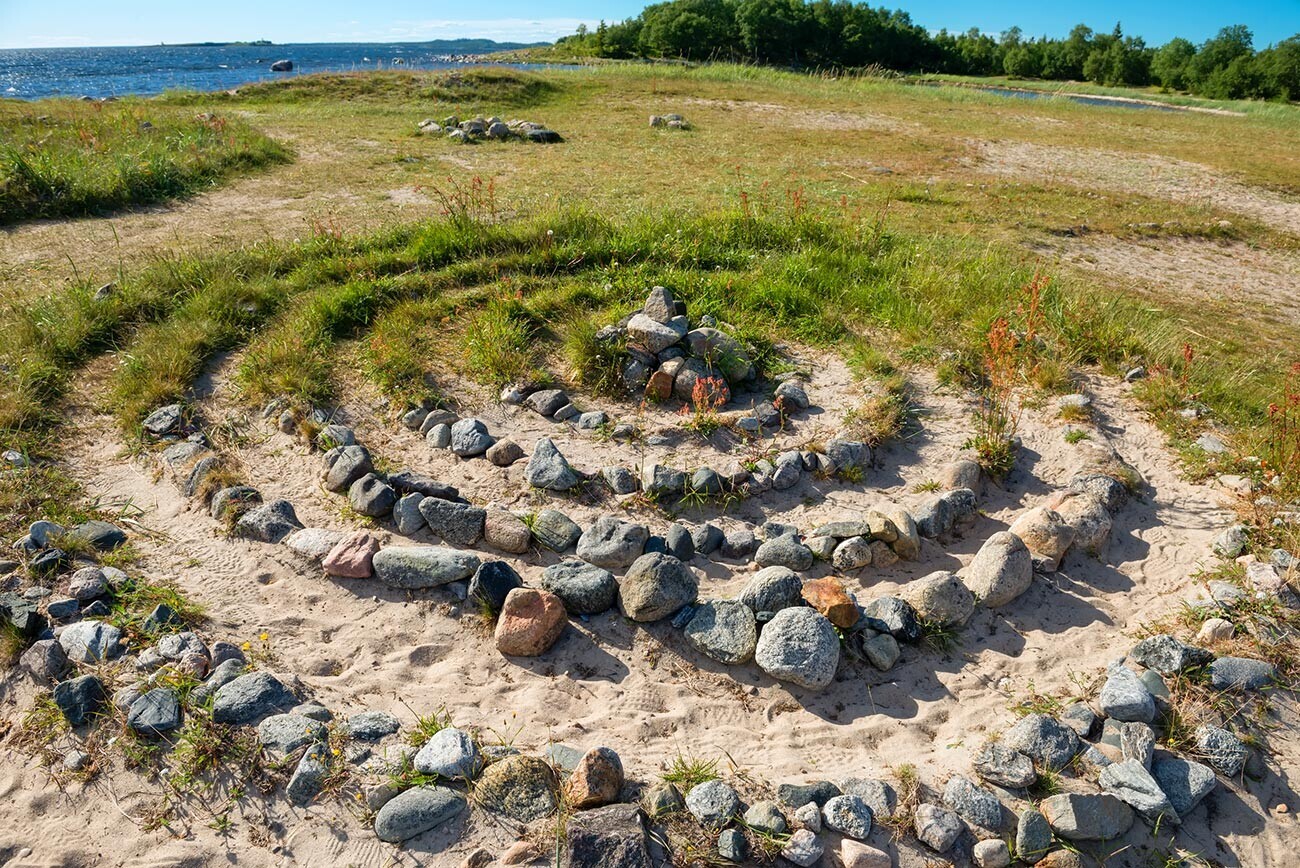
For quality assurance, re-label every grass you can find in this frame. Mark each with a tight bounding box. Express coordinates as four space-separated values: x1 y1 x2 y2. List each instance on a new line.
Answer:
0 100 289 224
106 574 206 642
661 754 719 789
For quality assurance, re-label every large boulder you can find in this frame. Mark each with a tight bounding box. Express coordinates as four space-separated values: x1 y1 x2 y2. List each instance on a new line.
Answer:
1040 793 1134 841
1009 507 1075 571
577 517 649 568
737 566 803 615
619 553 697 622
754 607 840 690
565 802 652 868
371 546 480 589
963 531 1033 607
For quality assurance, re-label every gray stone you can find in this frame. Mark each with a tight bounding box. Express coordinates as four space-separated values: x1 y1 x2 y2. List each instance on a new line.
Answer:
257 713 327 754
973 839 1011 868
860 631 900 670
1212 524 1250 558
57 620 123 664
913 802 963 853
485 439 524 467
526 438 579 491
778 780 841 808
832 536 873 571
822 794 873 839
191 658 245 704
20 639 68 682
402 407 430 430
474 755 557 821
1099 666 1156 722
284 527 343 562
1015 808 1052 862
372 546 480 589
450 418 494 456
717 828 747 862
737 566 803 614
426 423 451 448
315 423 355 449
1209 656 1275 691
1099 760 1178 824
963 531 1033 608
603 466 638 494
684 600 757 664
417 498 485 547
1002 714 1080 769
324 445 373 492
861 596 922 643
781 829 823 866
826 438 869 476
640 463 686 499
287 747 331 805
393 492 426 535
414 727 481 779
212 672 295 725
904 571 975 627
774 379 809 410
1060 701 1098 739
642 286 676 323
806 536 837 559
628 314 682 354
691 523 725 555
53 675 106 725
1151 758 1216 816
1195 724 1249 776
349 473 396 516
755 535 814 571
1040 792 1135 841
1131 634 1214 676
347 710 401 741
566 802 652 868
943 775 1002 830
620 553 698 622
373 785 466 843
211 485 261 521
68 567 107 601
46 597 78 620
72 520 128 552
576 411 609 430
754 607 839 690
541 560 617 615
720 527 757 559
973 743 1035 788
292 703 331 721
157 631 208 661
468 561 522 614
143 403 183 435
235 499 303 543
577 517 649 568
914 496 954 539
743 800 787 835
1120 722 1156 768
838 778 896 819
646 782 685 816
532 509 582 552
685 779 739 829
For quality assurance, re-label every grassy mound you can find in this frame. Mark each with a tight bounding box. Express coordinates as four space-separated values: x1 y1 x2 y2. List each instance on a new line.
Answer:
0 100 290 224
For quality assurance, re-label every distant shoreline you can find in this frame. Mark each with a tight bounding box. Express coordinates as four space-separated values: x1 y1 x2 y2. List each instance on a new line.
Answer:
0 38 553 53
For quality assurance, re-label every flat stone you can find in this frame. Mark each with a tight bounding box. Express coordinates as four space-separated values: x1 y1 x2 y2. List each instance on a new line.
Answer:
1099 760 1179 824
1042 793 1136 842
754 535 814 571
211 671 295 725
1151 758 1217 816
913 802 963 853
53 674 106 725
974 743 1035 788
372 546 480 589
1209 656 1276 691
284 527 344 562
347 710 401 741
235 499 303 543
778 781 841 808
683 599 757 664
861 596 922 643
373 785 466 843
417 498 485 547
1131 634 1214 675
414 727 481 779
57 620 123 664
257 712 327 754
565 802 651 868
532 509 582 552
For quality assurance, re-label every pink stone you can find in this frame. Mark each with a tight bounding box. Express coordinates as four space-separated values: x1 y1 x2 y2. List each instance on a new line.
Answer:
495 588 567 656
840 840 892 868
322 531 381 578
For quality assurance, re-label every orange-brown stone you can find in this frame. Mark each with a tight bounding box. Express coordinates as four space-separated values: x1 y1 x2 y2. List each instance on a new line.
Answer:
495 588 568 656
801 577 858 628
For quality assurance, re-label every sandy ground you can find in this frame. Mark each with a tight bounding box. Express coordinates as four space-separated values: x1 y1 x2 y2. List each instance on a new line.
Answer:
2 341 1296 867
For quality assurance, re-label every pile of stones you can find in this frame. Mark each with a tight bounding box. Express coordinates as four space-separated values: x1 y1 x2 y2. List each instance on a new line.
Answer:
417 115 562 143
649 113 690 129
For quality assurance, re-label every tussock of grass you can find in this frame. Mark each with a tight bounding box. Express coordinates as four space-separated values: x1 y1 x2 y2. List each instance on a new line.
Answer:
0 101 289 224
462 293 545 388
661 754 719 789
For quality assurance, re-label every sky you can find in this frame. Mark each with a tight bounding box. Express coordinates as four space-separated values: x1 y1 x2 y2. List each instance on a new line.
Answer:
0 0 1296 50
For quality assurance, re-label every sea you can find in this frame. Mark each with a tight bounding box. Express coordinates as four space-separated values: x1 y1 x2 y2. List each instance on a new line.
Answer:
0 42 574 101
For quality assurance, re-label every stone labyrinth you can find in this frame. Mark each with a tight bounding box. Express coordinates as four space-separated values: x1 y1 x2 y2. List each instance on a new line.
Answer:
3 285 1295 868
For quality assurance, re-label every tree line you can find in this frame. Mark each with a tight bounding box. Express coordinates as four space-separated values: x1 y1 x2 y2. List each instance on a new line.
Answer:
555 1 1300 101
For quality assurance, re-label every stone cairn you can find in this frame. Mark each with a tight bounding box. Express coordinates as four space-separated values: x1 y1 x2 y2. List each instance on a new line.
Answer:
418 114 562 144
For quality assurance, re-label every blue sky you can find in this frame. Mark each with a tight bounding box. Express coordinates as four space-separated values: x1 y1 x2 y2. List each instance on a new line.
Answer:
0 0 1295 50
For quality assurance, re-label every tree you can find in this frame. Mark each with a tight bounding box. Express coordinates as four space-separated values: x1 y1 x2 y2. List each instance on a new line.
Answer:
1152 37 1196 90
1191 24 1254 88
735 0 810 64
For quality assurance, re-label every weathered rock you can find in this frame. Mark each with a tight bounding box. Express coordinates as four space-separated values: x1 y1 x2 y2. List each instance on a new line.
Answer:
324 445 374 492
683 600 757 664
840 840 892 868
620 553 698 622
831 535 874 571
349 473 396 516
822 794 873 839
781 829 824 866
686 779 739 829
1098 666 1156 723
943 775 1002 830
963 531 1033 607
1209 656 1276 692
754 607 839 690
860 596 922 643
801 577 858 628
1016 807 1053 862
743 800 788 835
973 839 1011 868
755 535 814 571
778 781 842 808
1099 760 1178 825
53 674 106 725
1049 491 1112 556
720 526 758 559
287 743 330 805
1002 713 1080 769
913 802 963 853
1120 721 1156 768
450 418 494 457
628 314 683 354
642 286 676 323
143 403 183 436
683 327 753 382
903 571 974 627
67 567 107 601
414 727 481 779
212 672 295 725
940 459 982 493
1151 758 1216 816
257 712 327 754
58 620 123 664
20 639 68 682
603 466 639 494
70 519 128 552
532 509 582 552
284 527 344 562
373 785 466 843
483 509 530 554
475 755 558 821
347 710 400 741
640 463 686 499
645 782 685 817
574 518 645 569
540 560 617 615
1009 506 1076 570
1130 634 1214 676
1040 793 1135 841
235 499 303 543
525 438 579 490
211 485 262 521
856 630 900 671
825 438 870 477
495 588 568 656
566 747 624 809
322 531 381 579
565 802 651 868
426 423 452 448
737 565 802 614
973 743 1035 788
1195 724 1249 776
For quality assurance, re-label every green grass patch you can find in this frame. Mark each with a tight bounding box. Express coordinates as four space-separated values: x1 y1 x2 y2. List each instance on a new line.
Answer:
0 100 290 224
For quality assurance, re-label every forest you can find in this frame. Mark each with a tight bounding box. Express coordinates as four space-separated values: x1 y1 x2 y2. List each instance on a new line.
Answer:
555 1 1300 100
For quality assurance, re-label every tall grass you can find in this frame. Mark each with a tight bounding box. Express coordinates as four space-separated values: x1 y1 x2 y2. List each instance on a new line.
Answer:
0 100 290 223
